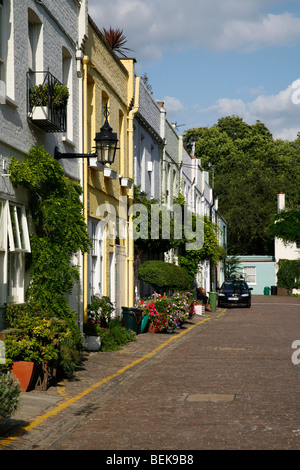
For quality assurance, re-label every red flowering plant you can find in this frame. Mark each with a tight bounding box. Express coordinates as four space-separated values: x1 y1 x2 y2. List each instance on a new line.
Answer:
137 292 195 333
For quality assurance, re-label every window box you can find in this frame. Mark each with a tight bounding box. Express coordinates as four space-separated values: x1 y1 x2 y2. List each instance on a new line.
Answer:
104 167 117 179
120 176 133 188
27 71 68 132
89 156 103 171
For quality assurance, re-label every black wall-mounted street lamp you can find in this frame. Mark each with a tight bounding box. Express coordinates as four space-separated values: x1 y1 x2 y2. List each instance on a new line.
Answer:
55 106 119 165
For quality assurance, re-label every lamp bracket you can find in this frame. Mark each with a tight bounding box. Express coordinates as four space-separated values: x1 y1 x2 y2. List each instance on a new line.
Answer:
54 146 96 160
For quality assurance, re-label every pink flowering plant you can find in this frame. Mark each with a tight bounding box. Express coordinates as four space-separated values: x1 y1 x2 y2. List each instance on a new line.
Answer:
137 291 195 333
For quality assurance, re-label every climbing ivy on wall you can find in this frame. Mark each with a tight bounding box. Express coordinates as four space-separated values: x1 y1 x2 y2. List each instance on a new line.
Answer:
9 146 91 321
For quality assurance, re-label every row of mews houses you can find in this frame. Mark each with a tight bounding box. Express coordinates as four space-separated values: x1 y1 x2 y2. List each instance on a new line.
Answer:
0 0 226 332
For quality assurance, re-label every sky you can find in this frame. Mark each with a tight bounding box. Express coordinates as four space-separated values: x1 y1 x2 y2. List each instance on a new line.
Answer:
88 0 300 140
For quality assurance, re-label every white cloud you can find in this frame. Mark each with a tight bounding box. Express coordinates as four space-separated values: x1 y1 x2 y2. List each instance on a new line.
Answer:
88 0 300 62
163 96 184 115
199 80 300 140
221 12 300 51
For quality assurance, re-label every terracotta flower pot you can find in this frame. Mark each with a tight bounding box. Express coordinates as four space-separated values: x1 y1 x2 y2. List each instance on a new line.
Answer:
11 361 37 392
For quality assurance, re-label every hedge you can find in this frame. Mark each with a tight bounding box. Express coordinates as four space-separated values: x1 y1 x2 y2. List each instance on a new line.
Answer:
138 260 191 292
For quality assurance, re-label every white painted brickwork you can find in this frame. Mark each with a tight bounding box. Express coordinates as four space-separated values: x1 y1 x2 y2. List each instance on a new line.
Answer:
0 0 86 317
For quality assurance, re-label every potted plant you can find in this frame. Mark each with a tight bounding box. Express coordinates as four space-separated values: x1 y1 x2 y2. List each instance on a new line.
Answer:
29 83 69 121
83 319 101 352
3 303 67 391
52 82 69 109
84 296 114 351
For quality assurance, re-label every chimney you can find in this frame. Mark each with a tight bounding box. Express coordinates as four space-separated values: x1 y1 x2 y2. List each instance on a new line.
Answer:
157 101 165 109
277 193 285 212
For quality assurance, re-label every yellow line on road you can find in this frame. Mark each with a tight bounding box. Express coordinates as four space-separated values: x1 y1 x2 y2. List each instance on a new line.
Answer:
0 310 226 449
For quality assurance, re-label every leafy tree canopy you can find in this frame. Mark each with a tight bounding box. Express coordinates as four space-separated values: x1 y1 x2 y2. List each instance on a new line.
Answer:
268 208 300 244
183 116 300 255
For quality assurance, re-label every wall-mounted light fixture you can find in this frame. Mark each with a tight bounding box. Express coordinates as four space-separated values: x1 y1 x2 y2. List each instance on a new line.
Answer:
55 106 119 165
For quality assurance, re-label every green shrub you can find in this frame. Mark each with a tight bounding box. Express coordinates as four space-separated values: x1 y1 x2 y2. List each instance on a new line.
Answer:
99 318 136 352
0 372 21 419
138 260 191 293
277 259 300 292
3 303 84 378
29 83 69 109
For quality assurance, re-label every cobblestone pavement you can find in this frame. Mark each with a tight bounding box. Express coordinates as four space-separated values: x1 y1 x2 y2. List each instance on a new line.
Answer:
0 295 299 451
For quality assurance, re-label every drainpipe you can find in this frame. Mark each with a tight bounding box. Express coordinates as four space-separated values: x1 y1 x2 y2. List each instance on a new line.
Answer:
82 55 89 323
127 75 140 306
76 48 84 331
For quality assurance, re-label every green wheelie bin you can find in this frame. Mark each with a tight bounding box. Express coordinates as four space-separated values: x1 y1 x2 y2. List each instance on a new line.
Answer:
122 307 142 334
208 292 217 312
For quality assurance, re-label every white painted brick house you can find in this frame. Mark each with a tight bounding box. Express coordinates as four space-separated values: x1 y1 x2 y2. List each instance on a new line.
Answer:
0 0 87 328
133 79 163 201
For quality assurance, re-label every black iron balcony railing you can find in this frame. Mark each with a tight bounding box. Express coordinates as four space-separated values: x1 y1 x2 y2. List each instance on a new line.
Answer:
27 71 68 132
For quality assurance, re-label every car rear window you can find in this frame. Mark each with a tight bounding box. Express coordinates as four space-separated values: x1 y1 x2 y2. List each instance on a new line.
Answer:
223 281 247 289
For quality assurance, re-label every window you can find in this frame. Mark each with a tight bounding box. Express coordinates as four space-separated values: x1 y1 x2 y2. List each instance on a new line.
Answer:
243 266 256 284
0 0 6 101
102 92 109 125
141 134 145 192
0 0 3 82
28 9 43 84
173 169 177 200
62 47 73 140
0 200 31 305
119 110 124 175
88 220 104 301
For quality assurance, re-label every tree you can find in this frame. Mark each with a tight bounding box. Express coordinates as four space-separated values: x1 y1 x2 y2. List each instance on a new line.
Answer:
268 209 300 245
224 255 242 279
177 216 226 283
277 259 300 293
184 116 300 255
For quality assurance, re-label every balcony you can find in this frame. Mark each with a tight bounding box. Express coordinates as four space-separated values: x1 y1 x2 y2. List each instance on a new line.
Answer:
27 71 68 132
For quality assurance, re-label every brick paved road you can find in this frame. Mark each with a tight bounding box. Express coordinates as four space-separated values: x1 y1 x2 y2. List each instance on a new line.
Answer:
1 296 299 451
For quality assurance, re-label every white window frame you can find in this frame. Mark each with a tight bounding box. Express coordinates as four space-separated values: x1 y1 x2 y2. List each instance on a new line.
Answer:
243 266 256 285
0 200 31 305
0 0 6 101
88 219 104 301
62 47 73 141
0 0 3 80
28 9 43 84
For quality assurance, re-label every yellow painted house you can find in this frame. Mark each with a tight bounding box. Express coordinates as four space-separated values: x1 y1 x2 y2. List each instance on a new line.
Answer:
81 17 136 321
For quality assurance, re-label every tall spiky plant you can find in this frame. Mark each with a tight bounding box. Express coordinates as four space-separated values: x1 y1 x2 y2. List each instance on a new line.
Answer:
101 26 132 57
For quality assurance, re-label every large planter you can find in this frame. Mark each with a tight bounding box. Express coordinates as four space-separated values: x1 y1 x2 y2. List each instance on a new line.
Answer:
31 105 49 121
148 323 156 333
85 335 101 352
11 361 37 392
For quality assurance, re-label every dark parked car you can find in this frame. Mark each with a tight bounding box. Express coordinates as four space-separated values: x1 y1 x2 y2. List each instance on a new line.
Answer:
217 278 252 308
